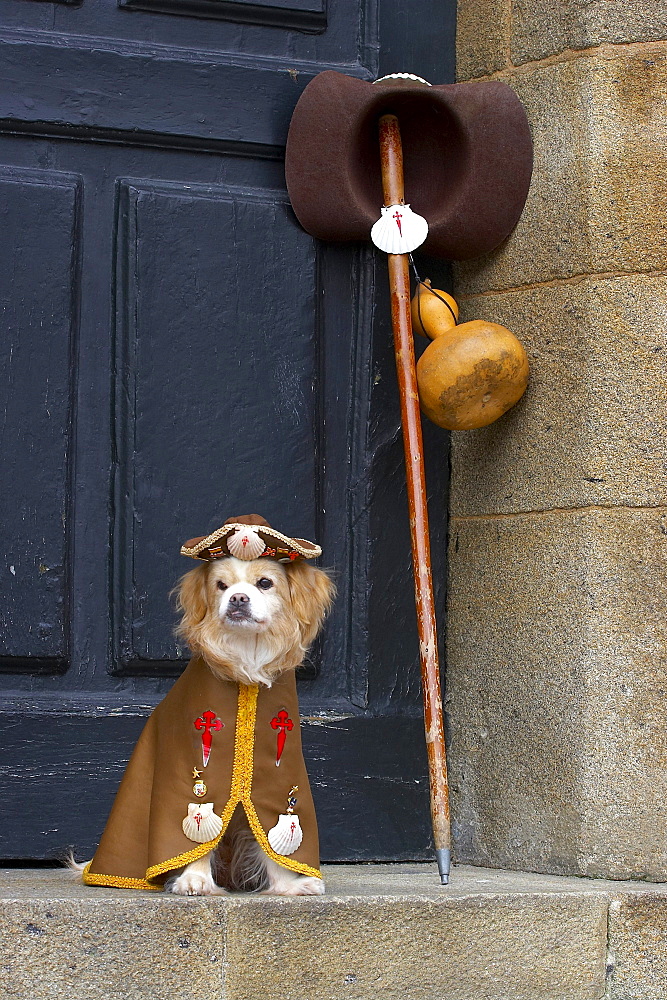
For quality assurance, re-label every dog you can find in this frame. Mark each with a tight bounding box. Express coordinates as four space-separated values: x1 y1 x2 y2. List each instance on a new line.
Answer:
74 516 334 897
167 551 334 895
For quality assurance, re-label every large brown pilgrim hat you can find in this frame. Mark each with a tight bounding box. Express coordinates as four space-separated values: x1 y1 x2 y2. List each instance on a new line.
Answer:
181 514 321 563
285 72 533 260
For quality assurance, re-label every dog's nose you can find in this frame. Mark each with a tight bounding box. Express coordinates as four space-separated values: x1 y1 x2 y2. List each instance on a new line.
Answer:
228 592 250 606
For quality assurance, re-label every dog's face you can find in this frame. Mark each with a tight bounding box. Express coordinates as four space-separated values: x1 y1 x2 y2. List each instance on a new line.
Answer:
175 556 334 686
207 557 292 634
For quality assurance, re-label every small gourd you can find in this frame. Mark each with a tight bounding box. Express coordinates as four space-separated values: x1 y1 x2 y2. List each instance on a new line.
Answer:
411 280 459 340
412 285 529 430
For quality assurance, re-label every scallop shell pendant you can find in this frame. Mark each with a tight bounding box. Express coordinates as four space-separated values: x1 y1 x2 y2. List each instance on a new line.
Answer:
182 802 223 844
267 813 303 856
370 204 428 254
227 525 265 560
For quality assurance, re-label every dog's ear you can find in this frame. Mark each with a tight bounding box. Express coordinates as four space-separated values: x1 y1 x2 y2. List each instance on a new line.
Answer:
286 562 335 649
173 564 209 645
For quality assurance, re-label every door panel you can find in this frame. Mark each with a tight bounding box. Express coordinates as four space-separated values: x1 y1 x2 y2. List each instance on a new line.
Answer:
0 168 80 674
114 180 319 672
0 0 455 861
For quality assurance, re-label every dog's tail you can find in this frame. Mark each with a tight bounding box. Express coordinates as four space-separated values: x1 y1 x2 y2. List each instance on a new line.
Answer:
64 851 89 880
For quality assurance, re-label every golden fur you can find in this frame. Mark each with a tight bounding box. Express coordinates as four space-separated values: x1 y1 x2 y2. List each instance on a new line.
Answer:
174 556 334 687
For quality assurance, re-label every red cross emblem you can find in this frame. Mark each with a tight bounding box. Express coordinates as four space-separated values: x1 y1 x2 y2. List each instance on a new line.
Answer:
194 710 223 767
393 209 403 235
270 709 294 767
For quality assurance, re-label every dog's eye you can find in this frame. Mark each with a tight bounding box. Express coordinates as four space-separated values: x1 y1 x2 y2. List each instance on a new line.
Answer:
217 581 228 591
257 578 273 590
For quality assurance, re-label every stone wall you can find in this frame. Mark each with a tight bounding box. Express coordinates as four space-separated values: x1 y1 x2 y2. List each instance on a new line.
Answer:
448 0 667 878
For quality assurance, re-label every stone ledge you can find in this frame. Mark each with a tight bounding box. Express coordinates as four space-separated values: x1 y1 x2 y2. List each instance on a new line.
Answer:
2 865 667 999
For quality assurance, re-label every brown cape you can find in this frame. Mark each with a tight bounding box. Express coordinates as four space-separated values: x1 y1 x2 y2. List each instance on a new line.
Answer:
83 656 320 890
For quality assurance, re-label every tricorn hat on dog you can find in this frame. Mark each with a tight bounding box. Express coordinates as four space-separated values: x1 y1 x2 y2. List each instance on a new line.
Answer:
181 514 322 563
285 71 533 260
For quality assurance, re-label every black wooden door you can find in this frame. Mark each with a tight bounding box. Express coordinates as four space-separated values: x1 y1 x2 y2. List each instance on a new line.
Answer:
0 0 454 861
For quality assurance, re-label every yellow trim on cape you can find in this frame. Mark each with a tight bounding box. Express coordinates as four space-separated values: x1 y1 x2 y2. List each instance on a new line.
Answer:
90 682 321 889
82 861 162 891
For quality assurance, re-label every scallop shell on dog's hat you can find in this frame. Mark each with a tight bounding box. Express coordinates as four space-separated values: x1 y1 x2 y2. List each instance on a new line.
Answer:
227 525 266 561
370 204 428 254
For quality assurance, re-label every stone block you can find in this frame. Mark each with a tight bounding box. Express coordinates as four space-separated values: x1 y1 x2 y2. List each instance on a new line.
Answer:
511 0 667 65
224 892 607 1000
447 507 667 879
448 275 667 515
456 0 510 81
0 889 226 1000
608 894 667 999
453 48 667 292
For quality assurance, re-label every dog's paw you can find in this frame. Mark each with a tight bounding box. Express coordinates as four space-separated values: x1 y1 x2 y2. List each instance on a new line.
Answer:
293 876 325 896
167 852 226 897
168 866 226 896
264 875 325 896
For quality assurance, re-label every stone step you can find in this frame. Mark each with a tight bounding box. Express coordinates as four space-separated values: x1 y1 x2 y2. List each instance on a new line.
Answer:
1 864 666 1000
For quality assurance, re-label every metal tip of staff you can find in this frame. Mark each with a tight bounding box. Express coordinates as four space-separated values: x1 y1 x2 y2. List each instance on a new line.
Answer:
435 848 451 885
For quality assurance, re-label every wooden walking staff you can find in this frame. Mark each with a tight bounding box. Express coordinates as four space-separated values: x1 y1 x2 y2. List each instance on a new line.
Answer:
378 113 451 884
285 70 533 883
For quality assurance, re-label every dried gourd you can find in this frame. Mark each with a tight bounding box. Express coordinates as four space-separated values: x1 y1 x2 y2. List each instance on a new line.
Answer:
416 319 529 430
